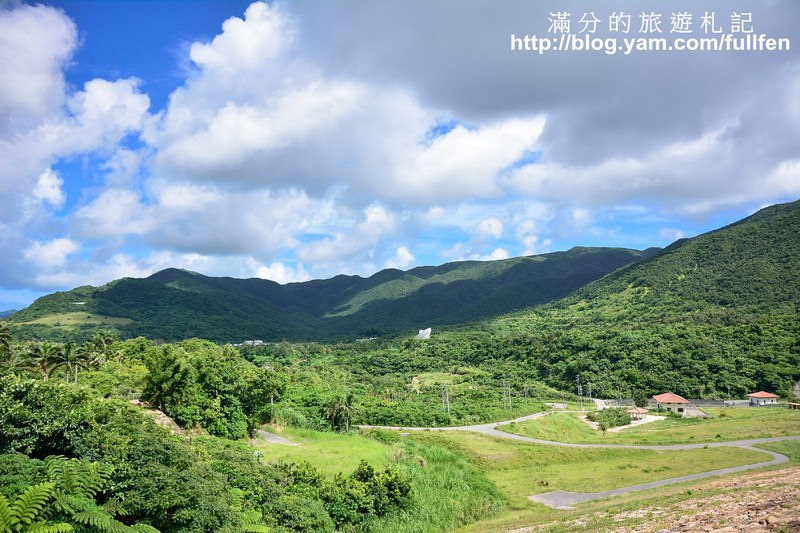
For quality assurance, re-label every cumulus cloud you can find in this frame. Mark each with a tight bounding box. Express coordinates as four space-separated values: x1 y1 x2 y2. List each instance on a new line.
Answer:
32 168 65 208
255 262 311 284
23 238 79 269
146 1 545 205
475 217 503 241
385 246 415 269
0 3 76 136
481 248 509 261
298 204 397 267
659 228 686 242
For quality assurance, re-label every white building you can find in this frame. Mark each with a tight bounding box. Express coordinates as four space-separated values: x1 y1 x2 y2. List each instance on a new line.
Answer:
653 392 690 416
747 391 779 406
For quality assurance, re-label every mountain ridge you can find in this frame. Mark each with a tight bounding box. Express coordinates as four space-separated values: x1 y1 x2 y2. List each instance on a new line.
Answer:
6 246 658 342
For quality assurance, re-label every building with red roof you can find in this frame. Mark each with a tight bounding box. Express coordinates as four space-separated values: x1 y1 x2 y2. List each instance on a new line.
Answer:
747 391 779 406
653 392 689 416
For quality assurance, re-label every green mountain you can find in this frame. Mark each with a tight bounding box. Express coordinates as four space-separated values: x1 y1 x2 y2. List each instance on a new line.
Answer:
482 199 800 398
559 199 800 320
6 246 657 342
0 309 16 319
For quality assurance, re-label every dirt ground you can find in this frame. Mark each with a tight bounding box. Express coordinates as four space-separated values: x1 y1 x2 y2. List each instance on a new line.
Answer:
515 467 800 532
614 467 800 532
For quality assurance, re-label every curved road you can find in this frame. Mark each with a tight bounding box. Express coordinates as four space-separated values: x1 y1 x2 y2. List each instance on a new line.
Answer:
358 411 800 509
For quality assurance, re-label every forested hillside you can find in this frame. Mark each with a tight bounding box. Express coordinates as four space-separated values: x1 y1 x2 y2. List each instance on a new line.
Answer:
470 200 800 398
7 247 656 342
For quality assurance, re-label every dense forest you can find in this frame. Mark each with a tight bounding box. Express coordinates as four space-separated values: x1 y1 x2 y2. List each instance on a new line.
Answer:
0 332 421 532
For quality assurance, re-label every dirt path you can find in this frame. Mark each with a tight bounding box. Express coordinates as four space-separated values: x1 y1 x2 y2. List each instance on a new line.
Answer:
358 412 800 509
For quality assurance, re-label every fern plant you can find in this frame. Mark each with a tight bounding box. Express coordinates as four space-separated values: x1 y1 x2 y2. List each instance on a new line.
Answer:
2 457 160 533
0 482 73 533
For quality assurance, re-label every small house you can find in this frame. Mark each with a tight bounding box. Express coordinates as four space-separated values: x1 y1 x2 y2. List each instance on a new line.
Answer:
747 391 779 406
627 407 648 421
653 392 689 416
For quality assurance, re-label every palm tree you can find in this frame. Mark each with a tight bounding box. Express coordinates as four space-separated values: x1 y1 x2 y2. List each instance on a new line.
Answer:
71 345 95 384
325 392 355 432
29 342 63 382
0 322 11 357
1 347 30 375
83 331 118 366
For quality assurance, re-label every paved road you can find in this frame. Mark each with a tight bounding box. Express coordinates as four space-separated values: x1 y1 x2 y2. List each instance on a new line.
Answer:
529 445 791 509
256 429 298 446
358 410 800 508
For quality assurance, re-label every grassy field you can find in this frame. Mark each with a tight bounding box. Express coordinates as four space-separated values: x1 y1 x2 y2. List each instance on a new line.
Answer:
17 311 133 329
248 421 792 532
250 426 505 532
503 407 800 445
754 439 800 462
251 426 390 475
408 431 768 505
432 429 782 533
460 465 800 533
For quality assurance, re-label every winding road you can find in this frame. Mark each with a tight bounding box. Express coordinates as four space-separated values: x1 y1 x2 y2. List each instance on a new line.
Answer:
358 410 800 509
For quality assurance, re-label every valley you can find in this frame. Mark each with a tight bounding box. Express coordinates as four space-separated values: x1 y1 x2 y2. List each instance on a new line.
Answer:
1 200 799 532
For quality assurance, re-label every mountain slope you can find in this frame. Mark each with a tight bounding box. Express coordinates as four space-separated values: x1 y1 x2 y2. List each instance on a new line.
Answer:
7 246 657 342
481 199 800 398
561 199 800 321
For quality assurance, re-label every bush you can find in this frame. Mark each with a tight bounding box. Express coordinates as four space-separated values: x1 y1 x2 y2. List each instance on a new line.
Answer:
269 494 334 532
587 407 631 429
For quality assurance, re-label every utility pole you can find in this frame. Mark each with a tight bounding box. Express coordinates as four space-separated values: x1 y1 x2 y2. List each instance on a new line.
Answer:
502 381 512 411
576 375 583 413
441 383 451 420
523 383 529 407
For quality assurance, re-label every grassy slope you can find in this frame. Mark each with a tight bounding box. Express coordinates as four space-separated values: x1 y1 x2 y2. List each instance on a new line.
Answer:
412 431 767 499
503 408 800 445
249 425 774 532
252 426 389 475
250 426 505 532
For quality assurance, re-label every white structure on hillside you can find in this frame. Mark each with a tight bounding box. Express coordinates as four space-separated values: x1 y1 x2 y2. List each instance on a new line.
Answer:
747 391 779 406
415 327 431 340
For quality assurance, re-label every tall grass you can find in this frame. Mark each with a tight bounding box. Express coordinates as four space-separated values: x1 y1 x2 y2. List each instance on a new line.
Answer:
365 438 504 532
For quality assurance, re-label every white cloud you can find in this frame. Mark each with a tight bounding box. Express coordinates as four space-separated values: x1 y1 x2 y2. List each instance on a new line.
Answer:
572 208 593 230
23 238 79 268
298 204 397 265
255 262 311 284
32 168 65 208
659 228 686 242
481 248 509 261
385 246 415 269
0 4 76 136
146 1 545 205
73 189 154 239
475 217 503 240
190 2 293 74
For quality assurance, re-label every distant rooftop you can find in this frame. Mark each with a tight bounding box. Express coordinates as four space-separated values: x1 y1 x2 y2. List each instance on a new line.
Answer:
747 391 779 398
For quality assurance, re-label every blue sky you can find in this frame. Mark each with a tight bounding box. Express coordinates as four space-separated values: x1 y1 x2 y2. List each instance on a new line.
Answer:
0 0 798 310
